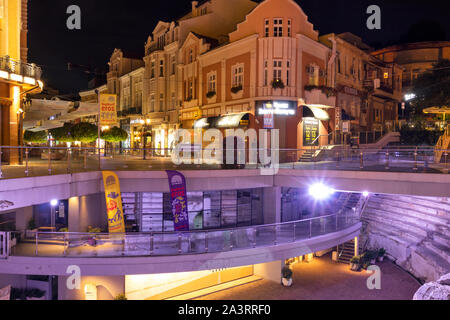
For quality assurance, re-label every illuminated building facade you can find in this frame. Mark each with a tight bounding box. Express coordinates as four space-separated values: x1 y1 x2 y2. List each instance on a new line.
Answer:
0 0 42 164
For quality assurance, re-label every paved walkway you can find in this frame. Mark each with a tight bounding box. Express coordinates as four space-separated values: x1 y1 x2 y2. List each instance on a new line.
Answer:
196 255 421 300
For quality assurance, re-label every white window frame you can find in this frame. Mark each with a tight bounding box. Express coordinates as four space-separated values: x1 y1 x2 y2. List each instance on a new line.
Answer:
232 63 244 88
207 71 217 93
273 60 282 81
273 18 283 37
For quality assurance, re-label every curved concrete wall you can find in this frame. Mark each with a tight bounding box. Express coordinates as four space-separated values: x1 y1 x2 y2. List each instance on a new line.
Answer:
1 169 450 212
0 223 361 276
361 195 450 282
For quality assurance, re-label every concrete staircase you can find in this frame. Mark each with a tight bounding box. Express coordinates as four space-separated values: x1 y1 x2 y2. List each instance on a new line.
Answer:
298 150 316 162
337 239 358 264
361 194 450 282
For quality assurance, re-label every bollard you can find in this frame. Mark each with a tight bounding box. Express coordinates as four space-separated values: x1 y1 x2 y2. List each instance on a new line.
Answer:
413 148 418 171
48 147 52 175
385 151 390 170
84 149 88 169
360 152 364 169
25 147 29 176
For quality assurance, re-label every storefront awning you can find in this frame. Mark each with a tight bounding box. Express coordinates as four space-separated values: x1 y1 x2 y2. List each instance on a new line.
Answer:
194 113 250 129
302 105 330 121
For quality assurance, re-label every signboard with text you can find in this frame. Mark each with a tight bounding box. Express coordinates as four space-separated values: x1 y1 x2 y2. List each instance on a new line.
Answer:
99 94 118 126
166 170 189 231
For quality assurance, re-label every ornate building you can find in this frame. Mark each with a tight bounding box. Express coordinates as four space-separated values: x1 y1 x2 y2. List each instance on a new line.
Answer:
0 0 42 164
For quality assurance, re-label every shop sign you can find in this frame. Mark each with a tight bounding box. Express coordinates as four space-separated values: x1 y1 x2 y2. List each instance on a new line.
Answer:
342 121 350 133
303 118 319 146
259 101 296 116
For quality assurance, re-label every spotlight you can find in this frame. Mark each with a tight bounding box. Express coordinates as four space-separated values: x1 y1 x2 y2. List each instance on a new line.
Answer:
50 199 58 207
363 191 370 197
308 183 335 200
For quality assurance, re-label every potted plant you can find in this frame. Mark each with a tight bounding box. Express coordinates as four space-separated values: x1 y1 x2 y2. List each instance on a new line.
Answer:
206 91 216 99
271 79 285 90
281 266 293 287
368 250 377 265
350 256 361 272
377 248 386 262
114 293 128 300
230 84 243 94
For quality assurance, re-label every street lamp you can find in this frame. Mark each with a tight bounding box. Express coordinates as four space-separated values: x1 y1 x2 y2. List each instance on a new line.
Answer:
50 199 58 229
308 183 335 200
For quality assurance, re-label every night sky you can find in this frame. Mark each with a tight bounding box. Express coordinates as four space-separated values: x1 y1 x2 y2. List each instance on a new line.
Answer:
28 0 450 94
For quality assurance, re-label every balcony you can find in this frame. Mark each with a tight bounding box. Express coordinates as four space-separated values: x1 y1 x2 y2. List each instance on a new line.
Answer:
0 56 42 89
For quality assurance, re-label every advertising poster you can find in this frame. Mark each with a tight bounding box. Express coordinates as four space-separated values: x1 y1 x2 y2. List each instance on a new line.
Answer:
99 94 118 126
102 171 125 233
166 170 189 231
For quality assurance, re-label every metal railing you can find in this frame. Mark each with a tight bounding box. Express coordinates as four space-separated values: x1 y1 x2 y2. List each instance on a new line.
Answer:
5 213 360 258
0 56 42 80
0 145 448 180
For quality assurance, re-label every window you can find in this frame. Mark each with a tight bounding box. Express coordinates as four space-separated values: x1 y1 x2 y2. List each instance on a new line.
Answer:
273 19 283 37
286 61 290 86
159 93 164 111
171 55 176 75
287 19 291 37
151 61 155 78
207 72 216 93
273 60 282 81
337 55 341 74
159 60 164 77
264 19 270 37
150 94 155 112
264 61 268 86
189 48 193 63
308 64 319 86
232 64 244 87
188 79 193 98
171 92 176 110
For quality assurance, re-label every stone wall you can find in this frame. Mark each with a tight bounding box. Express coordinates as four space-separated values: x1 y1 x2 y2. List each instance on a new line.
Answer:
361 194 450 282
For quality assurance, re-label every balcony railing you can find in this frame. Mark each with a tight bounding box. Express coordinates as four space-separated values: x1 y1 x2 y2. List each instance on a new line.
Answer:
0 145 448 180
0 56 42 80
2 213 360 259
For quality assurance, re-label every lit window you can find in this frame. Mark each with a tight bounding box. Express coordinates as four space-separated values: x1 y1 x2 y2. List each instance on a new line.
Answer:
232 64 244 87
273 60 282 81
207 72 216 93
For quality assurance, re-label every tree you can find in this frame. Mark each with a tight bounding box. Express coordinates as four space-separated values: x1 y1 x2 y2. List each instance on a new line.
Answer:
49 123 75 143
71 122 99 143
101 127 128 142
23 130 48 144
411 59 450 115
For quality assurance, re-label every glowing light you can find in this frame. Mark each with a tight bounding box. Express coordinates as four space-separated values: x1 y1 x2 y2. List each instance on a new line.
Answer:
50 199 58 207
363 191 370 197
10 74 23 82
23 77 36 85
0 71 8 79
308 183 335 200
404 93 416 101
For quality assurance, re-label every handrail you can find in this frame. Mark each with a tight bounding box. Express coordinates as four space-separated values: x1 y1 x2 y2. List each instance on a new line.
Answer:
8 213 360 258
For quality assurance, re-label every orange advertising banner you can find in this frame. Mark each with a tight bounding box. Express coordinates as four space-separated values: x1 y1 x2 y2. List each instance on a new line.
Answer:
102 171 125 233
99 94 118 126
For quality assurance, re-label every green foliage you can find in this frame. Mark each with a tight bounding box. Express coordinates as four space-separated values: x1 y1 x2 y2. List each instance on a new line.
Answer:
87 226 102 233
206 91 216 98
231 84 243 94
350 256 361 264
59 227 69 232
304 85 337 97
114 294 128 300
412 59 450 113
281 266 293 279
271 79 285 89
399 126 443 146
71 122 99 143
27 218 36 230
49 123 75 143
23 130 48 144
101 126 128 142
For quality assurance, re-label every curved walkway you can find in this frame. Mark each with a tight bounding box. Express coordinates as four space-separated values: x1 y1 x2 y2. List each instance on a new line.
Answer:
196 255 421 300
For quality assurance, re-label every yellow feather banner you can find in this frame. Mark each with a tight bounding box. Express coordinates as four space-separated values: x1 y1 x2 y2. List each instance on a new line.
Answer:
102 171 125 233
